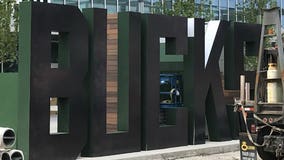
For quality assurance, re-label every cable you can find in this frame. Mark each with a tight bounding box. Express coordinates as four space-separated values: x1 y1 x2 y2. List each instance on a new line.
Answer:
239 105 275 147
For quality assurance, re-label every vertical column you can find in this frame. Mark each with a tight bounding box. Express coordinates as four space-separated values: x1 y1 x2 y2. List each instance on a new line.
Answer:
81 9 141 156
141 14 188 149
18 2 88 160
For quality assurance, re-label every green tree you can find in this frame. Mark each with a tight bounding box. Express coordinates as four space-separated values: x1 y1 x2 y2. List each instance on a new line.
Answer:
0 0 18 73
194 0 212 21
166 0 195 17
153 0 213 20
239 0 278 23
238 0 278 71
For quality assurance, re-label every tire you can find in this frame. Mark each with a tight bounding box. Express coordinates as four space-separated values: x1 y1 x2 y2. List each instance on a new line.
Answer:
257 126 278 160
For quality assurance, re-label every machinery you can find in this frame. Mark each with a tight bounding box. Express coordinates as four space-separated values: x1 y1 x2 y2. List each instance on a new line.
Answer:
235 8 284 160
0 127 24 160
159 73 183 125
160 73 183 108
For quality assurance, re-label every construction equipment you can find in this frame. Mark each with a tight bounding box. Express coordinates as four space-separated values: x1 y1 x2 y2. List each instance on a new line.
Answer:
235 7 284 160
160 73 183 108
159 73 183 125
0 127 24 160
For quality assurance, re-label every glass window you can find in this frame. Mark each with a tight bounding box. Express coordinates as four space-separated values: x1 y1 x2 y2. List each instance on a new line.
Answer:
229 0 236 21
211 0 219 20
164 0 172 10
194 0 212 20
220 0 228 20
80 0 91 8
94 0 105 8
144 0 151 13
66 0 78 6
118 0 129 11
195 1 201 17
130 0 138 12
107 0 117 13
152 0 163 13
270 0 280 7
195 0 201 4
236 0 243 22
204 0 211 19
50 0 64 4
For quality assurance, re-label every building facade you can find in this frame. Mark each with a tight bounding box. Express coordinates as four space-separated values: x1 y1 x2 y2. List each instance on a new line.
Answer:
21 0 284 25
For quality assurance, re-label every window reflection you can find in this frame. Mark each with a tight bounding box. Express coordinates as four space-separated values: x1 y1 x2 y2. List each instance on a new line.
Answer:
229 0 235 21
164 0 172 10
220 0 228 20
118 0 129 12
66 0 78 6
80 0 91 8
130 0 138 12
47 0 255 23
94 0 105 8
50 0 64 4
144 0 151 13
107 0 117 13
211 0 219 20
236 0 243 22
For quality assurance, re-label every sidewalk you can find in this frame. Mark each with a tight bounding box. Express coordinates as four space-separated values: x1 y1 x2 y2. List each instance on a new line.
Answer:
79 140 239 160
176 151 240 160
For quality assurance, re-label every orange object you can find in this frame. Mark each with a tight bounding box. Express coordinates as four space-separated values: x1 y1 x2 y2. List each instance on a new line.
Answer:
268 28 274 34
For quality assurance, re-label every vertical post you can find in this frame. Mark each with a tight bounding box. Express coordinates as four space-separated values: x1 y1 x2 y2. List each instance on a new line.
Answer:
245 82 250 101
116 0 118 12
227 0 229 21
240 75 245 104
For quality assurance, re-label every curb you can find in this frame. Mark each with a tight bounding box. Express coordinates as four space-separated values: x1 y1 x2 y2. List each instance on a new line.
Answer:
79 140 240 160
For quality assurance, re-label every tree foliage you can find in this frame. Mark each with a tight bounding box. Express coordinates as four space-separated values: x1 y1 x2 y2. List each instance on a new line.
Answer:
0 0 18 72
239 0 278 71
239 0 278 23
153 0 213 21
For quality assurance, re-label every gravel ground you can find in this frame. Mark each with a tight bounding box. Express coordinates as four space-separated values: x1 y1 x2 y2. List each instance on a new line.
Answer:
177 151 263 160
176 151 240 160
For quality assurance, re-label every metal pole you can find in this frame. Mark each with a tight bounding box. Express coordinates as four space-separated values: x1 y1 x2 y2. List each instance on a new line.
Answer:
281 0 283 25
116 0 119 12
235 0 237 22
245 82 250 101
240 75 245 104
227 0 229 21
218 0 221 20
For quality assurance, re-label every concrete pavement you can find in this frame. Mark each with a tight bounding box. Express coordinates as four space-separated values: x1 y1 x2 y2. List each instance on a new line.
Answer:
78 140 240 160
176 151 240 160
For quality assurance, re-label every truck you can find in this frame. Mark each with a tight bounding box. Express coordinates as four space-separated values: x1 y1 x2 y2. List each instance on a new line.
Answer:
235 7 284 160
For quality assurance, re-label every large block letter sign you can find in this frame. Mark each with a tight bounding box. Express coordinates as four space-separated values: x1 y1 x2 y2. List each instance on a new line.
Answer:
81 9 141 156
184 18 207 144
18 2 88 160
185 20 232 144
203 21 231 141
224 22 261 90
141 14 188 150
